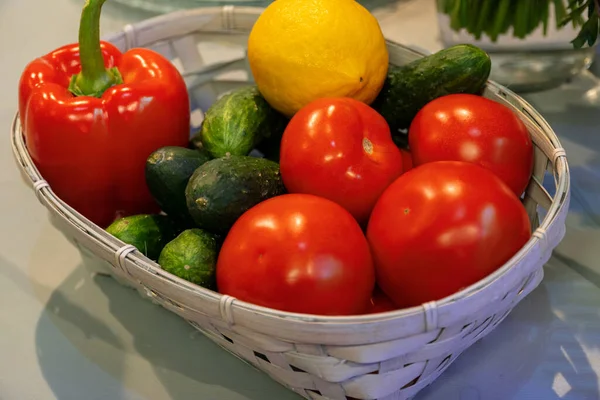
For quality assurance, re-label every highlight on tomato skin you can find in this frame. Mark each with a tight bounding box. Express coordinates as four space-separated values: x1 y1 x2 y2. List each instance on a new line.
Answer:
279 97 404 226
216 193 376 316
408 93 534 198
366 160 532 309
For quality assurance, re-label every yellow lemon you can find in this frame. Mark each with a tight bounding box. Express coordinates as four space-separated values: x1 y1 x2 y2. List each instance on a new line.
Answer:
247 0 389 117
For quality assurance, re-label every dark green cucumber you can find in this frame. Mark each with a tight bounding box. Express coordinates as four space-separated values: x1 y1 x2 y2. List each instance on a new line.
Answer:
158 229 218 289
145 146 211 226
106 214 180 261
371 44 491 139
185 155 286 234
200 85 288 158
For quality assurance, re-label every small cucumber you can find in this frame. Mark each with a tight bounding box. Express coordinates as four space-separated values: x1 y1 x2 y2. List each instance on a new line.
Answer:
158 229 219 289
200 86 288 158
371 44 492 140
106 214 180 261
185 155 286 234
145 146 211 226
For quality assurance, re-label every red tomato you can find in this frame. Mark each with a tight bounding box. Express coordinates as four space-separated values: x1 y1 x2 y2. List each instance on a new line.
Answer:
367 161 531 308
400 148 413 172
408 94 534 196
280 97 404 225
217 194 375 316
365 287 398 314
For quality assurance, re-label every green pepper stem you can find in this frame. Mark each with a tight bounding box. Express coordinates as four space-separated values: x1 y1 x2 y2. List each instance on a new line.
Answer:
68 0 122 97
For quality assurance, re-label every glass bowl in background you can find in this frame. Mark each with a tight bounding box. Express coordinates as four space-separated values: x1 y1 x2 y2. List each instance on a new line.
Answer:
113 0 270 13
113 0 398 13
436 0 596 93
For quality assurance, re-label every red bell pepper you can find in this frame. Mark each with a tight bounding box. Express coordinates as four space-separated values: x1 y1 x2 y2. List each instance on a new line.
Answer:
18 0 190 228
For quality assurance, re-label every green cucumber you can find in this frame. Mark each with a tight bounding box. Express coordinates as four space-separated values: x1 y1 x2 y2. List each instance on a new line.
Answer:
185 155 286 234
200 85 288 158
145 146 211 226
158 229 218 289
106 214 180 261
371 44 492 141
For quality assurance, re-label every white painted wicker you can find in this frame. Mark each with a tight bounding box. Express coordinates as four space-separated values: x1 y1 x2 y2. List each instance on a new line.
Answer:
11 6 570 400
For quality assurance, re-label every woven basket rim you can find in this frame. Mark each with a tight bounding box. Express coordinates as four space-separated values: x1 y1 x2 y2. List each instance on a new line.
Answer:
11 5 571 326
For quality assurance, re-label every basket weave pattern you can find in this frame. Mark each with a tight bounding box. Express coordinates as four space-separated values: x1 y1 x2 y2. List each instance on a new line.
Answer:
11 7 570 400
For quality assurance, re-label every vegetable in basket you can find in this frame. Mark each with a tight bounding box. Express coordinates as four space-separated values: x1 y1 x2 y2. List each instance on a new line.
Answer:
371 44 491 142
185 155 287 234
145 146 211 227
367 161 532 308
158 229 219 290
217 193 376 316
106 214 181 261
365 287 398 314
18 0 190 228
408 94 534 197
199 85 288 158
279 97 404 225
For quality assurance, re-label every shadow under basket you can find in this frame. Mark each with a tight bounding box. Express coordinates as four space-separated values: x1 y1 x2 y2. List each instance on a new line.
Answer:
11 6 571 400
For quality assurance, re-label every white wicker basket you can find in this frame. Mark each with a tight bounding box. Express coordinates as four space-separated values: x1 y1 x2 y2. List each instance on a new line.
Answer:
11 6 570 400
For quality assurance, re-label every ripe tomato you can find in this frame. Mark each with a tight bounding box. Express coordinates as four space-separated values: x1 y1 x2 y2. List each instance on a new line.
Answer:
400 148 413 172
365 287 398 314
408 94 534 196
367 161 531 308
280 97 404 225
216 193 375 316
